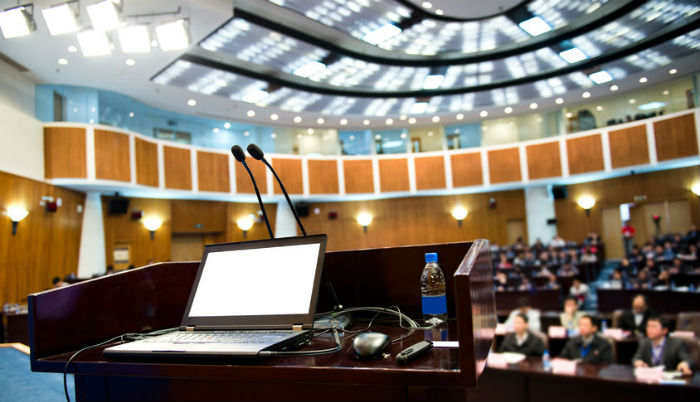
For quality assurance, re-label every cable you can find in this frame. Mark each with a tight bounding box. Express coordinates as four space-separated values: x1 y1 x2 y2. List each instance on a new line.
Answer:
321 306 437 344
259 327 342 357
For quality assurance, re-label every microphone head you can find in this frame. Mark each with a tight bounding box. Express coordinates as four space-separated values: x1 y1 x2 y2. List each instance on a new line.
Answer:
231 145 246 162
247 144 265 160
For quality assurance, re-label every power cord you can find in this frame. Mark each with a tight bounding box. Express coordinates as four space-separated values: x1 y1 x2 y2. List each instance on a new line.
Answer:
319 306 436 344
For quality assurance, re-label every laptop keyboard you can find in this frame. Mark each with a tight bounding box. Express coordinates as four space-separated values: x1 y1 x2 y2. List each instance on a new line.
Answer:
147 330 296 344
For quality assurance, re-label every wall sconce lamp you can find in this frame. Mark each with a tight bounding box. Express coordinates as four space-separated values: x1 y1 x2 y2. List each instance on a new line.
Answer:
356 212 373 233
577 195 596 217
143 217 162 240
236 215 254 239
451 206 468 227
692 183 700 197
7 206 29 236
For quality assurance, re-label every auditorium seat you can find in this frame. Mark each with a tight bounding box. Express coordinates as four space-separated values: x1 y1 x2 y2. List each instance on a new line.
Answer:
601 335 618 363
531 330 549 351
676 312 700 337
675 336 700 370
612 309 625 329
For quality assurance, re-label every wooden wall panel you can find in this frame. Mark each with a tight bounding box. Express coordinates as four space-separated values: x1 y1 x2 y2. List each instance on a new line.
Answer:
224 202 278 243
44 127 86 178
94 129 130 182
171 200 227 233
163 146 191 190
488 148 521 184
609 125 649 168
554 166 700 243
378 158 409 192
567 134 605 175
308 160 339 194
343 160 374 194
0 171 85 306
451 152 483 188
197 151 230 193
414 156 446 190
526 142 561 180
235 159 267 194
653 114 698 162
135 138 158 187
271 158 303 195
300 190 526 252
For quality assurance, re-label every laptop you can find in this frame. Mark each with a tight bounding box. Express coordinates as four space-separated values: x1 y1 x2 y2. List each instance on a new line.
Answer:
104 234 327 358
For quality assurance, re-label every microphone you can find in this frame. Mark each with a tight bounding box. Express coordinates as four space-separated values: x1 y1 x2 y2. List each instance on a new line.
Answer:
230 145 274 239
247 144 307 236
247 143 343 312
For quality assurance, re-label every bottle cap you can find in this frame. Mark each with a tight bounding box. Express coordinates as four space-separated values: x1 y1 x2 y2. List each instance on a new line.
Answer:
425 252 438 263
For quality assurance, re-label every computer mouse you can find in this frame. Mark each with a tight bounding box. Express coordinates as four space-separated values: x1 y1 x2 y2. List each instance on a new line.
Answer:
353 332 391 359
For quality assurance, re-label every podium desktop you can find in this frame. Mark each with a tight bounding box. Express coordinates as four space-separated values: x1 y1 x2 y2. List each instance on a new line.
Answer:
28 240 496 401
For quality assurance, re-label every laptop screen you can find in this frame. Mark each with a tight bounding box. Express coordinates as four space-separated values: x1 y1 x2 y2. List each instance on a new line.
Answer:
188 242 321 317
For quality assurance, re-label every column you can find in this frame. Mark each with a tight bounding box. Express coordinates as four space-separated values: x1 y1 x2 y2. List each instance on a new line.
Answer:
525 186 557 245
77 191 106 277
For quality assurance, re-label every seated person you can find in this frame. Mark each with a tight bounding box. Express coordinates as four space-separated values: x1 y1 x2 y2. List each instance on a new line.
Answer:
505 298 541 333
569 278 589 306
580 248 597 263
545 274 559 290
559 315 614 364
608 269 626 289
557 263 580 277
632 316 693 375
518 277 534 292
560 296 585 332
498 313 545 357
497 254 513 269
618 294 657 335
494 272 508 291
631 269 655 290
51 276 67 289
667 257 691 275
533 266 553 278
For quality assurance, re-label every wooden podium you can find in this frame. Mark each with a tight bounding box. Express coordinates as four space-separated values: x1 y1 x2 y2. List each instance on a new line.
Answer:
28 240 496 401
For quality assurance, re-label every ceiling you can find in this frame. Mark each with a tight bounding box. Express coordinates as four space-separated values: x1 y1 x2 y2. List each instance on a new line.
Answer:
1 0 699 129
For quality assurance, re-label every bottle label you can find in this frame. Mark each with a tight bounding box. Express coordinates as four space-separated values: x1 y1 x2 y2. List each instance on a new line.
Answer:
422 294 447 315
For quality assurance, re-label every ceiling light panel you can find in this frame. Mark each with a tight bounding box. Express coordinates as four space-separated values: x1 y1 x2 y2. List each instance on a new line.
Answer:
0 6 34 38
118 25 151 53
156 19 190 51
41 3 79 36
86 0 121 31
77 29 112 56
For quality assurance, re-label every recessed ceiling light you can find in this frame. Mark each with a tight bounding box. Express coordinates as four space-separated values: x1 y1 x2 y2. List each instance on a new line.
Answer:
456 113 464 120
271 133 277 139
518 16 552 37
125 58 135 66
349 135 355 140
246 110 256 117
629 98 636 104
663 90 669 95
669 68 678 75
293 116 302 123
306 128 314 135
293 61 326 78
479 111 488 118
504 106 513 113
639 77 648 83
67 45 78 52
77 29 111 57
400 133 407 139
187 99 197 106
41 3 79 36
555 98 564 104
408 117 416 124
57 58 68 65
129 112 134 118
422 2 432 9
224 122 231 129
582 92 591 98
375 134 381 140
0 7 34 38
362 23 401 45
213 127 219 133
559 47 587 64
363 119 370 125
609 84 619 91
156 19 189 51
118 25 151 53
529 102 538 109
435 9 443 15
339 118 348 125
566 112 573 118
244 131 250 136
385 118 394 125
317 117 325 124
432 116 440 123
596 105 603 112
588 70 613 84
86 0 121 31
270 113 279 121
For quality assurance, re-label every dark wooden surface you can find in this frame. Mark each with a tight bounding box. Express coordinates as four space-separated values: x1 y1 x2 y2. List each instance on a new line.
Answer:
29 241 496 401
597 289 700 313
2 311 29 345
495 289 561 314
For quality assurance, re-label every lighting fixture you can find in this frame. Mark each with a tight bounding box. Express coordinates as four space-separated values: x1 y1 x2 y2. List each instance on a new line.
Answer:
241 89 269 104
435 9 443 15
317 117 325 124
244 131 250 136
422 74 444 90
362 23 401 45
638 101 666 111
669 68 678 75
363 119 370 125
293 116 302 123
129 112 134 117
125 58 135 66
41 3 78 36
529 102 538 110
246 110 256 117
609 84 619 91
422 1 432 8
67 45 77 52
596 105 603 112
307 128 314 135
58 58 68 65
504 106 513 113
385 118 393 125
692 183 700 197
639 77 648 84
187 99 197 106
479 111 488 118
375 134 381 140
86 0 121 31
577 196 595 216
76 29 111 57
399 115 407 120
456 113 464 120
7 206 29 236
555 98 564 104
518 16 552 37
224 122 231 129
0 6 34 38
628 98 636 104
156 19 189 51
142 216 162 240
451 206 468 226
118 25 151 53
270 113 279 121
663 90 669 96
293 61 326 78
400 132 407 139
340 118 348 125
558 47 587 64
432 116 440 123
566 112 573 118
408 117 416 124
588 70 613 84
236 215 254 238
410 102 428 114
271 133 277 139
356 212 373 232
582 92 591 98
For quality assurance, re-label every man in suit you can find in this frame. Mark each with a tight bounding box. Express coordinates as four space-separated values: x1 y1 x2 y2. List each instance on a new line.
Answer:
632 316 693 375
559 315 614 363
618 294 656 335
499 313 545 357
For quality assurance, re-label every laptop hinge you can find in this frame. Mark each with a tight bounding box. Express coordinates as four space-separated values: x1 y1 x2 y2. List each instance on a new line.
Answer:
185 326 195 332
292 324 304 331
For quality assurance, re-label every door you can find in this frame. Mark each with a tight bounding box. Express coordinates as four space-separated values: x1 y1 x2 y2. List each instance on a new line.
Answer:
171 234 205 261
602 207 624 259
506 219 526 245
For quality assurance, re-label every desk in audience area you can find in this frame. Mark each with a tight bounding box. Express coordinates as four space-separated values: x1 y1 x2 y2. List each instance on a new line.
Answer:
467 357 700 402
598 289 700 313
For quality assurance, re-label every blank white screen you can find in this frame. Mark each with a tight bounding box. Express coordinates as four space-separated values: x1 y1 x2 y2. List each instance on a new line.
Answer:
188 243 321 317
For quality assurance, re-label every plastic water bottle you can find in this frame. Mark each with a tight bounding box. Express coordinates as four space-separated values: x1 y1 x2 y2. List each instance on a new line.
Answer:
542 350 551 371
421 252 447 325
601 319 608 333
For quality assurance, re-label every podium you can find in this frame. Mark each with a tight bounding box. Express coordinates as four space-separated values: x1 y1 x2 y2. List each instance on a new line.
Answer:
28 240 496 401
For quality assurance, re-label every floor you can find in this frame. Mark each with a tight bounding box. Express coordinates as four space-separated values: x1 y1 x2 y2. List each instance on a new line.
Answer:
0 344 75 402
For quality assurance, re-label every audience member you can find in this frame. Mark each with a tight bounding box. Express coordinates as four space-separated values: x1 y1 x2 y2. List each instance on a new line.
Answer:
632 316 693 375
618 294 656 335
551 235 566 248
557 263 579 277
569 279 589 306
580 248 598 263
622 221 636 256
560 296 585 332
545 274 559 290
51 276 67 289
505 298 541 333
498 313 545 357
559 315 614 363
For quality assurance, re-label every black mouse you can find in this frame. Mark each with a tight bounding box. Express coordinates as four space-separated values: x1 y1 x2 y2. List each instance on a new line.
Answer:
353 332 391 359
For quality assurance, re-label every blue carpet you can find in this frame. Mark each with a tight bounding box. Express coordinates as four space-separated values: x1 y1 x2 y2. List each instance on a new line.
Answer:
0 347 75 402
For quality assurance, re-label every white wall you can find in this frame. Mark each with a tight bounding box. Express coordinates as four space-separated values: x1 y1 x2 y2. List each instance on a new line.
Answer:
77 192 107 277
275 200 299 238
525 186 558 245
0 59 44 181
